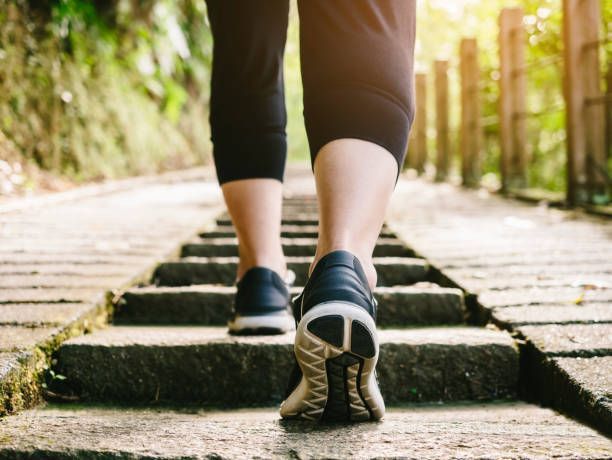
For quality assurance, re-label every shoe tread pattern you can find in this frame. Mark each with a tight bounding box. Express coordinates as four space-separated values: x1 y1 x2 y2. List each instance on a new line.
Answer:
306 315 344 348
308 314 376 422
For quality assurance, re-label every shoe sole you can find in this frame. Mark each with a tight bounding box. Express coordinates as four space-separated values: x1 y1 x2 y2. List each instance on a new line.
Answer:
280 302 384 422
228 313 295 336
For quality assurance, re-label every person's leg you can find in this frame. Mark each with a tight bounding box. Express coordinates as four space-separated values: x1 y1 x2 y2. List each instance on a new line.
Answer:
299 0 417 288
281 0 416 422
206 0 290 281
221 179 285 279
206 0 295 335
312 141 396 289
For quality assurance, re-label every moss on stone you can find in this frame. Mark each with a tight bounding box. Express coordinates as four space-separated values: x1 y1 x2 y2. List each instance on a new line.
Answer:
0 293 111 417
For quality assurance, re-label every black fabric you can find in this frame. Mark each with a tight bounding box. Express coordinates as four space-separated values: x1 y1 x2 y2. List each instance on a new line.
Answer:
206 0 416 184
294 250 377 321
233 267 290 317
206 0 289 184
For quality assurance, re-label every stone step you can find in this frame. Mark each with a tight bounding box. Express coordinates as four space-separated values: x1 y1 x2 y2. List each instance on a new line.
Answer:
201 224 398 239
217 217 320 226
153 256 429 287
52 326 518 405
217 214 397 229
2 403 610 459
181 237 413 258
280 205 319 212
114 284 465 326
218 209 320 217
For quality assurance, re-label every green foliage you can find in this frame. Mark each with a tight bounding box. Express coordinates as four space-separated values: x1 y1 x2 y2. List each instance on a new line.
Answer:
415 0 610 194
0 0 213 184
521 1 566 192
2 0 608 190
285 2 309 164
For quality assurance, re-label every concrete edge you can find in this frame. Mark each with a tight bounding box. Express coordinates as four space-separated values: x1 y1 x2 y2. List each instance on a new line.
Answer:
0 166 215 215
0 202 224 417
0 351 42 417
517 339 612 437
0 296 109 417
423 175 610 220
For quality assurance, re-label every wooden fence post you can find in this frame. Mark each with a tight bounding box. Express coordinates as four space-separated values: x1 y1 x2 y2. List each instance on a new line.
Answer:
414 73 428 174
434 60 450 181
499 7 528 191
563 0 607 204
406 129 417 171
605 63 611 172
459 38 482 187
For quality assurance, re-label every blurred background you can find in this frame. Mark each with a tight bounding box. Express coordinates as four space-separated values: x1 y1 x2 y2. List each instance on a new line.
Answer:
0 0 610 204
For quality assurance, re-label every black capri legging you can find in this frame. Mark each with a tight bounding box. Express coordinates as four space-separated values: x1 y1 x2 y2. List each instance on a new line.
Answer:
206 0 416 184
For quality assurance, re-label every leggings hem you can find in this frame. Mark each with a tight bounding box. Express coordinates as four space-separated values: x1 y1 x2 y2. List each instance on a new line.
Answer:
306 87 414 178
213 132 287 184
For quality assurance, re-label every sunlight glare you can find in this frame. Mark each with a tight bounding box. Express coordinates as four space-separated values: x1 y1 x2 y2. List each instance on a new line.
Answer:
426 0 478 20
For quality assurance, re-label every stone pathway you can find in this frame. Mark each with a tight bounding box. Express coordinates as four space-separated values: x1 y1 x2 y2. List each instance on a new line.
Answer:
387 178 612 436
0 168 223 414
1 404 610 459
0 168 611 459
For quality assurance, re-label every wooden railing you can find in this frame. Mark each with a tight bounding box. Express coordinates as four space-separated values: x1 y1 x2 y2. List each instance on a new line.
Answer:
409 0 610 207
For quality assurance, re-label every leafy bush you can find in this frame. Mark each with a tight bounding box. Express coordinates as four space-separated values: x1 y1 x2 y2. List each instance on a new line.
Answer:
0 0 213 187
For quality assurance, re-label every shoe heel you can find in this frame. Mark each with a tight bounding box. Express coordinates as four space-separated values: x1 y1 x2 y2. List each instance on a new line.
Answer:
304 313 376 359
297 303 382 422
280 302 384 422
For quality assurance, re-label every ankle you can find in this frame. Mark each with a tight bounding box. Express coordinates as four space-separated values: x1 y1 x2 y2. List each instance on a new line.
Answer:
237 254 287 282
310 246 377 289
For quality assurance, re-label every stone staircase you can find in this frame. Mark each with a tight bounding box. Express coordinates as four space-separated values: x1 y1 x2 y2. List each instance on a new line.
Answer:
1 196 610 459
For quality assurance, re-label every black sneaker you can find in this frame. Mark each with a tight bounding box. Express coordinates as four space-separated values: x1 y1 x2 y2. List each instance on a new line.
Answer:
227 267 295 335
279 250 384 422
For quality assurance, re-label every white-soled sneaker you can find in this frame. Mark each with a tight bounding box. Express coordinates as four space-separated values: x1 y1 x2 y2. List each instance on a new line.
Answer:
280 250 384 422
227 267 295 335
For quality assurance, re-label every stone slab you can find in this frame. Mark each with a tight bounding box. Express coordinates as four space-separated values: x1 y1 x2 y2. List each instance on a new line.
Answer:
1 403 610 459
0 353 21 382
115 285 465 326
0 275 130 289
0 326 59 352
217 217 320 226
115 285 236 325
0 303 91 326
201 225 398 239
0 246 155 257
435 253 612 270
375 286 465 325
386 177 612 435
517 324 612 357
0 170 225 416
444 274 612 291
0 235 164 247
153 256 429 287
0 288 102 304
0 351 41 417
182 237 413 258
0 254 156 265
549 356 612 435
478 287 612 308
554 356 612 401
443 266 612 288
0 265 146 277
0 228 165 239
493 304 612 327
419 243 612 260
54 326 518 405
